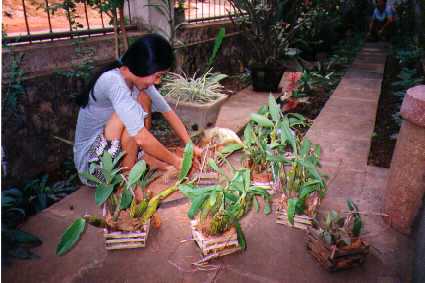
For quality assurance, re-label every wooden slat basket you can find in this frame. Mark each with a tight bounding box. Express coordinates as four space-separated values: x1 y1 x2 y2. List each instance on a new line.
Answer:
102 205 150 250
276 207 313 230
305 227 369 272
191 220 241 259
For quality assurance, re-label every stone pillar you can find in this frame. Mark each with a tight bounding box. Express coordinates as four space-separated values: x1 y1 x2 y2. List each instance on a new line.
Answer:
384 85 425 234
127 0 172 39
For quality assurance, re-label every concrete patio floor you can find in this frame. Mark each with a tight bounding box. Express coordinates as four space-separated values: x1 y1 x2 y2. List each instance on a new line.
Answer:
2 43 414 283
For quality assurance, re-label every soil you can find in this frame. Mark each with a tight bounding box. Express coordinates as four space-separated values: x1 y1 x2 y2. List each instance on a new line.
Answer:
151 114 182 148
295 86 332 122
367 56 400 168
221 75 250 94
368 57 425 168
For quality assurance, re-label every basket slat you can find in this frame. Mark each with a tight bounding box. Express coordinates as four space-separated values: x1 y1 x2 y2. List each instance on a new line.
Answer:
102 204 150 250
105 243 147 250
276 208 313 230
191 220 241 259
105 238 146 244
305 227 369 271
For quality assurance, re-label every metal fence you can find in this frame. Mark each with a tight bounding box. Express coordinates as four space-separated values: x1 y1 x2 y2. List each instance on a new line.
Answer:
3 0 136 44
2 0 234 44
185 0 236 23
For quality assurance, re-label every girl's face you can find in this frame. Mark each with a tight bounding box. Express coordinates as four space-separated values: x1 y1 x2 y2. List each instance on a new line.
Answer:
120 67 167 90
133 71 167 90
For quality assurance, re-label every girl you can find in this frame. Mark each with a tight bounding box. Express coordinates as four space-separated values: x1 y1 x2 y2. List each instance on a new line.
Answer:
74 34 202 200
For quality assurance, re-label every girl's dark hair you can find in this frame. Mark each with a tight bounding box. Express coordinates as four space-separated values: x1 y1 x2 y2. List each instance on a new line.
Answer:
77 33 174 107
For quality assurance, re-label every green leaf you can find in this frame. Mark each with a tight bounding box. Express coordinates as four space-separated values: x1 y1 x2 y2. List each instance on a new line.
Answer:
347 199 359 212
298 160 323 184
127 160 147 189
263 200 271 215
207 158 226 177
179 142 193 181
119 188 133 209
207 27 225 67
220 143 243 155
257 105 268 115
5 229 42 246
288 113 305 123
323 231 333 245
280 118 296 153
300 138 311 158
268 95 281 122
79 172 102 185
95 184 114 206
266 155 287 163
243 123 254 145
250 113 274 128
253 196 259 213
112 151 126 168
235 222 246 250
208 191 217 207
56 218 86 256
352 215 362 237
188 194 209 219
287 198 297 225
299 185 316 200
101 152 113 173
224 191 238 202
294 198 304 215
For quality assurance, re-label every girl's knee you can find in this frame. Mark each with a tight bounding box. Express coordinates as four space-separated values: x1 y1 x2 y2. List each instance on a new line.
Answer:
104 112 125 141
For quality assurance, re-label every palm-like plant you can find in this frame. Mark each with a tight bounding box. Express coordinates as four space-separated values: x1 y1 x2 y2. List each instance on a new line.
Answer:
227 0 303 66
179 158 271 249
242 95 307 175
56 143 195 256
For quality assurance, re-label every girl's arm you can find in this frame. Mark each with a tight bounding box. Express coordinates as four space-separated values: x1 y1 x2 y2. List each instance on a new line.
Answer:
138 91 152 130
162 110 203 156
134 127 181 169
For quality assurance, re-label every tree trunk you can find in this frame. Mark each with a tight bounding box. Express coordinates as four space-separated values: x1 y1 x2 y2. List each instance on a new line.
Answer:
119 5 129 51
169 0 175 46
112 8 120 59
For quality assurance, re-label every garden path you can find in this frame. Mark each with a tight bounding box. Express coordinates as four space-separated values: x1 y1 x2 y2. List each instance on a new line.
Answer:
2 43 413 283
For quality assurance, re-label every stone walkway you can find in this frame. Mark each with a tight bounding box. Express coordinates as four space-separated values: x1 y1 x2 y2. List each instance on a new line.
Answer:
2 43 413 283
306 42 412 282
216 86 281 133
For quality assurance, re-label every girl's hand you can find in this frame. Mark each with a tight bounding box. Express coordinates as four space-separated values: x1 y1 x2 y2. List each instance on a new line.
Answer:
193 145 203 157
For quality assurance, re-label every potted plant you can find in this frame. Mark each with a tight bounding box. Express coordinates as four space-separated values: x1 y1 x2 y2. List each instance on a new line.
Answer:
306 200 369 271
161 69 230 131
56 143 195 255
179 158 271 262
228 0 302 92
276 135 327 230
242 95 307 189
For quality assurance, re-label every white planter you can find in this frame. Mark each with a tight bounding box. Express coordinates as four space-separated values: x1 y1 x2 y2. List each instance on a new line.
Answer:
165 95 228 130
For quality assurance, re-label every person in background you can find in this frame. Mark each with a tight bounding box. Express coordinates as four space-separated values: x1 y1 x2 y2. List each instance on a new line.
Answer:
74 34 202 201
367 0 396 41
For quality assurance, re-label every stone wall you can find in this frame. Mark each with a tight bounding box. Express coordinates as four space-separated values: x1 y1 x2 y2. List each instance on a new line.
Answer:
1 22 244 186
175 20 243 75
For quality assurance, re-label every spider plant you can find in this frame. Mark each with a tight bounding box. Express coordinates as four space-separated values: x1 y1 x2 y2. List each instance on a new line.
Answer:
161 69 228 104
56 143 195 256
179 158 272 249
